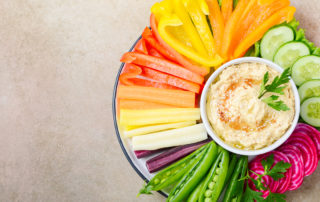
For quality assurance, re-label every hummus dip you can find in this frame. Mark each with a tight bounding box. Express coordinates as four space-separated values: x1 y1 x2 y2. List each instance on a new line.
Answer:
206 62 295 150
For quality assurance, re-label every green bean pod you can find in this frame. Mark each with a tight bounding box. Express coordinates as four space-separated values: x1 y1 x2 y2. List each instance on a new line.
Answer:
222 156 248 202
139 143 209 195
187 178 205 202
199 147 229 202
222 153 238 190
167 141 218 202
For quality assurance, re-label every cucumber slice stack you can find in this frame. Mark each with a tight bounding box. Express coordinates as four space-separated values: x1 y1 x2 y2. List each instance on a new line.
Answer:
301 97 320 127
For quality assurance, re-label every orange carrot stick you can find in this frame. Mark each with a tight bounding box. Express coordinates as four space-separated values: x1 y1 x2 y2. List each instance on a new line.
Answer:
233 6 296 58
206 0 225 55
221 0 233 24
117 85 195 108
133 39 148 54
119 99 175 109
150 14 209 76
121 52 204 84
141 67 201 93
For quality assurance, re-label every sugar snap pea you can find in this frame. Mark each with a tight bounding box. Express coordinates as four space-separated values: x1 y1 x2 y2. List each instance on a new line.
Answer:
199 147 229 202
167 141 218 202
187 178 206 202
139 143 209 195
222 153 238 190
222 156 248 202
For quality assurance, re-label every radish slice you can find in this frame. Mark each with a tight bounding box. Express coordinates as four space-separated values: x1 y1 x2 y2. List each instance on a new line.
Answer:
248 165 270 198
249 161 279 194
277 144 304 191
294 123 320 158
285 132 318 176
251 151 292 193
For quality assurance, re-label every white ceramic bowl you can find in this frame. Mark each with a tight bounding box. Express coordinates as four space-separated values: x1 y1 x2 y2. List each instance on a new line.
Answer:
200 57 300 156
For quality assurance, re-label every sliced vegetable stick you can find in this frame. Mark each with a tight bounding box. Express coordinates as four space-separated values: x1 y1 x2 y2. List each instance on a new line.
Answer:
150 14 210 76
233 6 296 58
119 99 175 110
148 47 165 58
121 52 204 84
206 0 225 56
221 0 233 24
132 124 208 150
141 67 201 93
221 0 250 57
120 108 200 126
124 120 196 137
142 27 177 61
133 38 148 54
117 85 195 107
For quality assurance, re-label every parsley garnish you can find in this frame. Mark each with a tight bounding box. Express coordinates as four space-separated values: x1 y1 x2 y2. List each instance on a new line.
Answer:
258 68 291 111
242 154 292 202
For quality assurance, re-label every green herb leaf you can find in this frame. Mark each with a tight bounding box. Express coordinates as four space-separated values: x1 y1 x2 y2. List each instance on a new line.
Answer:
262 95 290 111
261 154 274 172
267 161 292 181
265 192 286 202
242 182 264 202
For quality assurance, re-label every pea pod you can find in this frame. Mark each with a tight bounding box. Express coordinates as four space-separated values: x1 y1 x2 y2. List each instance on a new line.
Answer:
222 153 238 190
199 147 229 202
139 143 209 195
187 178 205 202
167 141 218 202
222 156 248 202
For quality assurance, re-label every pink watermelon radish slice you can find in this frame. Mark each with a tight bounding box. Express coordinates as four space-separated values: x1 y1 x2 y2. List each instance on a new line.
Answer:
277 144 304 191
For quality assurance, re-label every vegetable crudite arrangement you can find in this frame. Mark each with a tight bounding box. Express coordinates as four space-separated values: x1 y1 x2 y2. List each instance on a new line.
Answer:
112 0 320 201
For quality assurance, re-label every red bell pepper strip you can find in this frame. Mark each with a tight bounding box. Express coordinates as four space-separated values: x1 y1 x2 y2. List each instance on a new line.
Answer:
119 64 178 89
133 38 148 55
141 67 201 93
150 14 209 76
142 27 177 61
121 52 204 84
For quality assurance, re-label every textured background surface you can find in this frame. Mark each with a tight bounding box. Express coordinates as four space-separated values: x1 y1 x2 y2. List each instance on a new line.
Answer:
0 0 319 201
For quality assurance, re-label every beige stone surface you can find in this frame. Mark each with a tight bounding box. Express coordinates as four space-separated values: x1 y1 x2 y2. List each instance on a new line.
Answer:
0 0 319 201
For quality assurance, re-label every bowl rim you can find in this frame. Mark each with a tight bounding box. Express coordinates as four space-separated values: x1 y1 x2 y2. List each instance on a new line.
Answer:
200 57 301 156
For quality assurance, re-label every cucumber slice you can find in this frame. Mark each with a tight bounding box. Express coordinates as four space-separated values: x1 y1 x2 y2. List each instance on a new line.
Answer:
292 55 320 86
273 41 310 69
301 97 320 127
261 25 295 61
299 80 320 102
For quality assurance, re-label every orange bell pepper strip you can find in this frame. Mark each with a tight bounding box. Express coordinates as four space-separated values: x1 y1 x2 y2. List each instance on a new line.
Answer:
221 0 233 24
233 6 296 58
119 99 175 110
206 0 225 56
142 27 177 61
221 0 251 58
150 13 209 76
121 52 204 84
133 39 148 55
141 67 201 93
117 85 195 108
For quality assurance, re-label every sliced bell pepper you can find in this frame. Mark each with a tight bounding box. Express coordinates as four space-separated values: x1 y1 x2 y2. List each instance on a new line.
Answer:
133 38 148 55
206 0 225 57
158 14 224 67
221 0 251 58
142 27 176 61
183 0 216 57
150 13 209 76
197 0 209 15
221 0 233 24
119 64 178 89
151 0 174 22
121 52 204 84
173 0 208 56
141 67 201 93
233 6 296 58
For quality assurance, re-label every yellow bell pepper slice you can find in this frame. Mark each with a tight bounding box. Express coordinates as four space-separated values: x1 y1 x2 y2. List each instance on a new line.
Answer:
173 0 208 56
151 0 173 21
158 14 225 67
197 0 209 15
183 0 216 57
